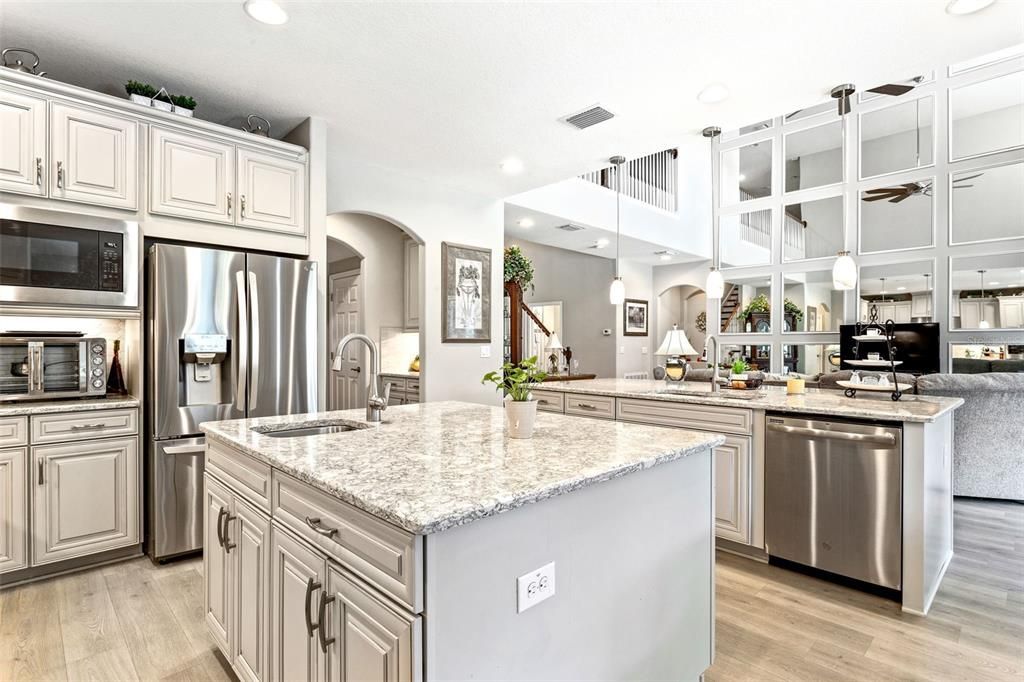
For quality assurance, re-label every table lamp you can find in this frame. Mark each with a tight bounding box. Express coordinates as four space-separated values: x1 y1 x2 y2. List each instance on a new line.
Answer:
655 324 698 382
546 333 563 374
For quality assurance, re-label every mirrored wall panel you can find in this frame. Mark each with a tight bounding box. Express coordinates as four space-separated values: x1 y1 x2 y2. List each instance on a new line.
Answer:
720 210 772 268
722 119 773 141
950 71 1024 160
783 343 841 377
783 195 844 261
784 120 843 192
720 343 772 372
859 261 935 323
782 270 845 332
950 252 1024 330
950 45 1024 76
951 161 1024 244
720 274 773 334
860 96 934 178
721 140 772 204
950 343 1024 373
860 179 934 253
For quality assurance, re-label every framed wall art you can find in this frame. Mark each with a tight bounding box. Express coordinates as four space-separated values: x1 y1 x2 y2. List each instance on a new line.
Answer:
442 242 491 343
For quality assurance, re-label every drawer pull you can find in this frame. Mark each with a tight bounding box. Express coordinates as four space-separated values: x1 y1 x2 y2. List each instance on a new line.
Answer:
38 459 44 485
305 516 338 538
305 577 322 638
317 592 336 652
216 507 226 547
537 399 549 405
69 423 108 431
576 403 598 410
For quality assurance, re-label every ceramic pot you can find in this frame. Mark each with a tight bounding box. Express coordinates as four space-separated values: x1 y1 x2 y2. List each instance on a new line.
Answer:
172 105 194 117
128 93 151 107
504 397 538 439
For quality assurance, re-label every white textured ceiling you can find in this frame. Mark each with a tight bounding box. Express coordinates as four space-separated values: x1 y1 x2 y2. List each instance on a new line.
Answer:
2 1 1022 198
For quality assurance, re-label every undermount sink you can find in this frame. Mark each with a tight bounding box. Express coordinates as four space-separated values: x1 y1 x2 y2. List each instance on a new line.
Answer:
652 387 765 400
253 420 371 438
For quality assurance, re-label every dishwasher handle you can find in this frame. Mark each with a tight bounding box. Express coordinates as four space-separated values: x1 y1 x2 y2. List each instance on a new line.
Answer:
766 423 897 446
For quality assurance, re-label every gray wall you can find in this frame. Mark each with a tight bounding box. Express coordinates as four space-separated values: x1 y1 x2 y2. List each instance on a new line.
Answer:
505 238 617 378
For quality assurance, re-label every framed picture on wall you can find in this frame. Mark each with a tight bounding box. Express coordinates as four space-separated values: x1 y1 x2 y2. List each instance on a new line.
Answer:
442 242 491 343
623 299 649 337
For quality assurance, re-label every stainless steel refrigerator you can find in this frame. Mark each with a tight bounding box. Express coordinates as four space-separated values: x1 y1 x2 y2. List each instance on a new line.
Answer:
146 243 317 560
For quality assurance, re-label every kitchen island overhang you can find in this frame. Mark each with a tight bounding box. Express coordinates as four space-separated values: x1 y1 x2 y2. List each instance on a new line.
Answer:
200 401 724 681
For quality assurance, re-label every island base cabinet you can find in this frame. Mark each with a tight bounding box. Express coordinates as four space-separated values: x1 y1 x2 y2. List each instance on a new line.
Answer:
204 472 270 682
714 435 752 545
0 447 27 574
323 566 422 682
269 524 327 682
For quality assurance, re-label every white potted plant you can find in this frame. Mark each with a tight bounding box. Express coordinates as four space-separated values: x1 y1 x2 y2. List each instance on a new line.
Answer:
170 94 197 118
125 80 157 106
729 359 749 389
482 356 547 439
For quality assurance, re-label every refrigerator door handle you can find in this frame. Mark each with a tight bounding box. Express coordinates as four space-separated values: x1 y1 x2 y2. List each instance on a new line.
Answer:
248 270 260 409
235 270 248 411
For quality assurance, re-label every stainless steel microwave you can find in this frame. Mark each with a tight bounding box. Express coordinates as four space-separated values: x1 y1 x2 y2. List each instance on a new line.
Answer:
0 334 107 402
0 205 139 308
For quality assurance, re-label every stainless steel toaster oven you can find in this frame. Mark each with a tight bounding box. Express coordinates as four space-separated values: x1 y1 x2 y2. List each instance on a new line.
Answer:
0 333 107 402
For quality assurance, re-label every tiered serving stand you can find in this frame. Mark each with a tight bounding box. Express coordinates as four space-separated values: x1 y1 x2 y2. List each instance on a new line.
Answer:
838 317 911 402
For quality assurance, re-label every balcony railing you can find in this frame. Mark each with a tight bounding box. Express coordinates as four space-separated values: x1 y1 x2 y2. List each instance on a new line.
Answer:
580 148 678 212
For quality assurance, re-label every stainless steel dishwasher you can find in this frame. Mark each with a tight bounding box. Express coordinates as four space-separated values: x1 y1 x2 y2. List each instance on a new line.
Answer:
765 414 902 591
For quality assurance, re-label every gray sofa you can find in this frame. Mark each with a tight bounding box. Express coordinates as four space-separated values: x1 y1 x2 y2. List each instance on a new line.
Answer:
916 373 1024 501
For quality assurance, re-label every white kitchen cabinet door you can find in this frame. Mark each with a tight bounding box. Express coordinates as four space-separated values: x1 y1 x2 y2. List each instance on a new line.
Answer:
150 127 234 223
205 473 233 657
232 497 271 682
50 102 138 209
714 435 752 545
893 302 912 323
236 148 306 234
0 447 27 574
959 299 1000 329
999 298 1024 328
325 566 420 682
0 89 46 196
31 436 139 565
911 293 932 318
403 239 421 331
270 525 327 682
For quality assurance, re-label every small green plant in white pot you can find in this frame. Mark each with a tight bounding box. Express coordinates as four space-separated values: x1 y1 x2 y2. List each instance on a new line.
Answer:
730 359 749 382
482 356 547 438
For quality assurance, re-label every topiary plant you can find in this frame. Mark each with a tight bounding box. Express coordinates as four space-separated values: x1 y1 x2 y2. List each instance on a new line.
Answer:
125 80 157 98
503 245 535 293
170 94 197 110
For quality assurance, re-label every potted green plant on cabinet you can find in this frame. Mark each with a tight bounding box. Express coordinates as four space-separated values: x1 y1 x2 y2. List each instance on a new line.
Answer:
482 355 547 438
504 245 535 293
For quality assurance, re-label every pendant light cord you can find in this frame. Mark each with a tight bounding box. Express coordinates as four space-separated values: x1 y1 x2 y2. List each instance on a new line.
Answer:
616 160 621 279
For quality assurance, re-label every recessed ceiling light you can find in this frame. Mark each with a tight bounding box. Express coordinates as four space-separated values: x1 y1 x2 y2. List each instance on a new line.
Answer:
517 218 535 228
737 173 746 182
243 0 288 24
697 83 730 104
500 158 524 174
897 286 907 291
595 238 610 248
989 281 1000 285
659 254 672 261
945 0 996 15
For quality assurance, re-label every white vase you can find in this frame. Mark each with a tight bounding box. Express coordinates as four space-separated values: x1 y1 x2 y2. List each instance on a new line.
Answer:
128 93 151 107
504 397 538 439
172 105 194 117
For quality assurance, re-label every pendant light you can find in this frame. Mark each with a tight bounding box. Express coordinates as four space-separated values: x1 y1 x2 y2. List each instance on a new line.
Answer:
830 92 857 291
978 270 990 328
609 155 626 304
702 126 725 299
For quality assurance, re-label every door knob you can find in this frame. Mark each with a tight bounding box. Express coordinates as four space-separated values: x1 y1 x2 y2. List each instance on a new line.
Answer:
352 366 361 373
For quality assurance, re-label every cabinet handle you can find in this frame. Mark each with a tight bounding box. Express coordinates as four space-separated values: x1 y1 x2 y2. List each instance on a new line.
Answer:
35 157 42 186
56 160 63 189
38 459 44 485
222 513 237 552
576 402 598 410
240 194 246 219
70 423 107 431
537 399 549 405
317 592 336 653
216 507 226 547
304 577 322 638
304 516 338 538
226 192 232 214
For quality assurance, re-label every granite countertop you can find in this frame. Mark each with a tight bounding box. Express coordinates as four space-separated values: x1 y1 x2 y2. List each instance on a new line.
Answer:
200 400 724 535
0 394 140 417
535 379 963 423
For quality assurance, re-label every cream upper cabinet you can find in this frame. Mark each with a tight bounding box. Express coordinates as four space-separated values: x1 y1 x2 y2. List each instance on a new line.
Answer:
403 239 421 331
236 148 306 234
0 89 46 196
713 435 752 545
31 436 139 566
150 126 235 223
998 297 1024 329
49 102 138 209
911 293 932 318
959 299 1000 329
0 447 28 574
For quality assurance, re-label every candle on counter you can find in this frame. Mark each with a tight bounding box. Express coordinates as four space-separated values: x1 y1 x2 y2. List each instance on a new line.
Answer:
787 377 806 395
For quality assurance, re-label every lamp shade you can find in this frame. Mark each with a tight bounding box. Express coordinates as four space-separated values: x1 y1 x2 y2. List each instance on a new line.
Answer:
705 267 725 300
832 251 857 290
547 332 563 351
609 277 626 304
655 324 698 357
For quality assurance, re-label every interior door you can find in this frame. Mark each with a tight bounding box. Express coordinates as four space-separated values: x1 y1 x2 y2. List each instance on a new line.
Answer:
329 271 362 411
50 102 137 209
149 126 234 223
236 148 306 235
270 526 327 682
246 253 318 418
0 89 46 196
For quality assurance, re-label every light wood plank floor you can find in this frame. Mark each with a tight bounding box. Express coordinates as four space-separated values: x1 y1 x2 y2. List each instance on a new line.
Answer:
1 498 1021 681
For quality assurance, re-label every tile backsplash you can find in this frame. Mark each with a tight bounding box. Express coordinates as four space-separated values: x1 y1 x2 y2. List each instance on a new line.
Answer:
380 327 419 374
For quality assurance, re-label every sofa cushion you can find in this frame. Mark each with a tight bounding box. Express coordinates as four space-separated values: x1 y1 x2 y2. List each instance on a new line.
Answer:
916 372 1024 394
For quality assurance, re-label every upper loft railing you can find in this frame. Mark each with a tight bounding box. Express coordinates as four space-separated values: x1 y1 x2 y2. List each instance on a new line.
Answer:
580 148 678 212
735 189 806 255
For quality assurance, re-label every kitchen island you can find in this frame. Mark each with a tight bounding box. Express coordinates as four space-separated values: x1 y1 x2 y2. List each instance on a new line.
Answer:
531 378 963 616
200 400 724 681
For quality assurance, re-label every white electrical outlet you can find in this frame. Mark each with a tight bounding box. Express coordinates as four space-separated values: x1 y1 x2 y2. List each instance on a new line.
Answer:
517 561 555 613
480 346 491 358
619 346 625 354
641 346 648 354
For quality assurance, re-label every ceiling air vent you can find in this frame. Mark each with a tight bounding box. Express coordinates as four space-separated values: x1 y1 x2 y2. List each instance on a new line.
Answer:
562 105 615 130
555 223 586 232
